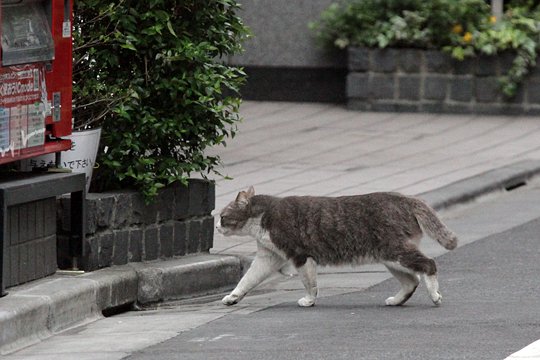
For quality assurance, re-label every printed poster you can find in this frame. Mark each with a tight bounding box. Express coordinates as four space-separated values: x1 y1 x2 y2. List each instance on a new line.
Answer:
27 102 45 148
0 64 46 157
0 108 9 150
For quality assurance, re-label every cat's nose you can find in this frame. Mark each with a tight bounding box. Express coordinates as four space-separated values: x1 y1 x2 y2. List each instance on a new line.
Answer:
216 224 225 235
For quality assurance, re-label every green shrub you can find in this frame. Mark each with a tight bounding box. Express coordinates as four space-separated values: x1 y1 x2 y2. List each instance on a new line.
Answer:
73 0 249 198
311 0 540 97
310 0 490 49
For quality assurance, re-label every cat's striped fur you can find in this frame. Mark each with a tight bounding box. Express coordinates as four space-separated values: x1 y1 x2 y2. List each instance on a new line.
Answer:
217 187 457 307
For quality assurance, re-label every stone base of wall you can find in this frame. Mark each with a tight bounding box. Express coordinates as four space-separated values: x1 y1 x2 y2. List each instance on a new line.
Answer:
347 47 540 115
58 179 215 271
238 66 347 103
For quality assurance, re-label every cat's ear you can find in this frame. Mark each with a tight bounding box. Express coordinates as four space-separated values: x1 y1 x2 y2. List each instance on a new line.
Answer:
235 186 255 206
235 191 250 206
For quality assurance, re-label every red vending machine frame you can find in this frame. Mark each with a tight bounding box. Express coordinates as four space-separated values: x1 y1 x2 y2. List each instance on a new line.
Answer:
0 0 72 165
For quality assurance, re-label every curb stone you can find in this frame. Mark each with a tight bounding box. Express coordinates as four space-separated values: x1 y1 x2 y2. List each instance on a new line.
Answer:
419 160 540 210
0 254 241 355
2 160 540 354
131 255 242 304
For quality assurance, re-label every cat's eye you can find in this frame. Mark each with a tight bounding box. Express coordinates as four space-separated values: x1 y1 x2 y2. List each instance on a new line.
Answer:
221 215 236 226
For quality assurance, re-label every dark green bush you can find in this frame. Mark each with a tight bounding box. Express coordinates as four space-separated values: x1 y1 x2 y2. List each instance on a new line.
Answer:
310 0 490 50
311 0 540 97
73 0 249 198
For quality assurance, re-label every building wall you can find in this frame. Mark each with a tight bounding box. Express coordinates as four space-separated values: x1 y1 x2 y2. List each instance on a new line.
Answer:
230 0 343 68
230 0 347 102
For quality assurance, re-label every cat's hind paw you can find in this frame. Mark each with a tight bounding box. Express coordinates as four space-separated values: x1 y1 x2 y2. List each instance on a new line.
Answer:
222 294 240 306
297 296 316 307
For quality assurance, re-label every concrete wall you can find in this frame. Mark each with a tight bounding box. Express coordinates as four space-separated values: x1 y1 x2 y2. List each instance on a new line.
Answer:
230 0 347 102
230 0 343 68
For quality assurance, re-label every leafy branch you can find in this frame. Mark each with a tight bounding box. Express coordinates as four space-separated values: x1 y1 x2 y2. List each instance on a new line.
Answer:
73 0 249 199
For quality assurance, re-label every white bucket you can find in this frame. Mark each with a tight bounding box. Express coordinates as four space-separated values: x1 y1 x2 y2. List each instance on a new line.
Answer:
22 128 101 192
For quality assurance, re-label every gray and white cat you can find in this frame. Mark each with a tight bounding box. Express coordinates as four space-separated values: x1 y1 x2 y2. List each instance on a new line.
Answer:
217 187 458 307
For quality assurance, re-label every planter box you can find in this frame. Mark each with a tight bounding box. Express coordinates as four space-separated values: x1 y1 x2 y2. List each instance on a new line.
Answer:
347 47 540 115
57 179 215 271
3 198 57 289
1 172 85 293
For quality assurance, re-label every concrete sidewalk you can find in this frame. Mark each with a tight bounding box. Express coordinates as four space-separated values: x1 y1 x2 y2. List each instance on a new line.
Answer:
3 101 540 355
210 101 540 257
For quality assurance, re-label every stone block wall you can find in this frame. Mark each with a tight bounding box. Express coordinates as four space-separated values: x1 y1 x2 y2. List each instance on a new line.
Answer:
347 47 540 114
58 180 215 271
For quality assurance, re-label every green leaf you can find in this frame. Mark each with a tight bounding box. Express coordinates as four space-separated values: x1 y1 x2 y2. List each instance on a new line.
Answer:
72 0 248 201
120 42 137 51
166 21 177 37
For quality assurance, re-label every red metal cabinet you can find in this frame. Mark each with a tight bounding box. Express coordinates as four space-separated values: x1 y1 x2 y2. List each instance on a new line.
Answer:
0 0 72 165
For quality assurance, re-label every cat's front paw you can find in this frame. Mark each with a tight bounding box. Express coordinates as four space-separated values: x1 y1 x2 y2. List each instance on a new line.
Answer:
297 296 315 307
431 291 442 306
222 294 240 306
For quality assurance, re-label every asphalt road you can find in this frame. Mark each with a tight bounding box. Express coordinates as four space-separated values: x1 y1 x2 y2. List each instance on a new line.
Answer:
128 213 540 359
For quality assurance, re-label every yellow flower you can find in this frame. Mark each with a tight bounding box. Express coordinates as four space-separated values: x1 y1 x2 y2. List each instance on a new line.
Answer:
452 24 463 34
463 32 473 43
490 15 497 24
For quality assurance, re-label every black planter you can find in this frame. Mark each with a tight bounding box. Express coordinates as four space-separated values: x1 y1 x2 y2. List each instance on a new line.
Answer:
57 179 215 271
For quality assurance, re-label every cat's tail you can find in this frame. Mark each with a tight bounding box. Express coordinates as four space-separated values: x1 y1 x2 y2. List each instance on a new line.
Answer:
410 198 458 250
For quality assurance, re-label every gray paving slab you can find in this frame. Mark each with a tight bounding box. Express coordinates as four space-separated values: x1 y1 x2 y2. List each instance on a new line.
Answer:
211 101 540 256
